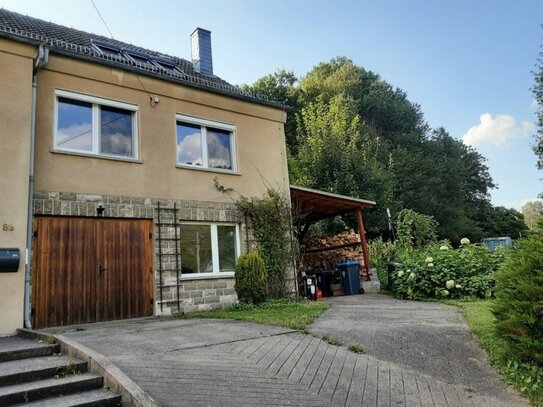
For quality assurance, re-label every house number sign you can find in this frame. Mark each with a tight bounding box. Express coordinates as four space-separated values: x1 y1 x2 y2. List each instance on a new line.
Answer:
2 224 14 232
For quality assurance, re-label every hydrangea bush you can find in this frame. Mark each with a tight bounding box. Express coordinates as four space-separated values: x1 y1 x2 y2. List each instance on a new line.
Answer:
393 241 506 300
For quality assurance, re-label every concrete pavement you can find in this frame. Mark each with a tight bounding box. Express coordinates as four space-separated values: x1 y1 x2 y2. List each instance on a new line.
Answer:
42 295 528 406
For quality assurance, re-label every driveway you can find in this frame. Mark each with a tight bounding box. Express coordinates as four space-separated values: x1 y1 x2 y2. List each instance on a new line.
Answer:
45 295 528 406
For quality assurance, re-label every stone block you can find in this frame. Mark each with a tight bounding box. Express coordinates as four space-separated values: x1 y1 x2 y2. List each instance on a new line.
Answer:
197 304 213 311
220 294 238 304
48 192 60 200
212 281 227 289
84 194 103 202
223 288 236 295
204 296 219 304
59 192 76 201
196 282 214 290
190 290 203 298
203 289 216 297
61 201 71 215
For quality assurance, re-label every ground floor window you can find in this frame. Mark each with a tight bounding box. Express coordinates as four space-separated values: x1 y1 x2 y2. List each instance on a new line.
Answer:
180 223 240 277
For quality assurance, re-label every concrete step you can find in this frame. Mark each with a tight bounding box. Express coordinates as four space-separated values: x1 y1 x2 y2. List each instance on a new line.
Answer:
0 373 103 406
0 336 60 363
20 388 122 407
0 355 87 386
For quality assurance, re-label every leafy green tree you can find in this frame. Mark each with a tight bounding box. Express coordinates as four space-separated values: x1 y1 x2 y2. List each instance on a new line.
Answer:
522 200 543 230
533 46 543 171
243 58 500 242
493 220 543 366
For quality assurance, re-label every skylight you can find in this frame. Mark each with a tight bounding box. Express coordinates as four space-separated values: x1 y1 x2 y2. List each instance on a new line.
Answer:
91 39 121 56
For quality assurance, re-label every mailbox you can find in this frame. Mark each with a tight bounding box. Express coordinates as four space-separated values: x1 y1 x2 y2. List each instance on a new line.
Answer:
0 248 20 272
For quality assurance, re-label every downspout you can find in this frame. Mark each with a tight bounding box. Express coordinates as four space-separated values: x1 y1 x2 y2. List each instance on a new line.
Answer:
24 44 49 329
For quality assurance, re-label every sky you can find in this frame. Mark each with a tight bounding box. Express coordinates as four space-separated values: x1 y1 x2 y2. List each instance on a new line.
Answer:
1 0 542 210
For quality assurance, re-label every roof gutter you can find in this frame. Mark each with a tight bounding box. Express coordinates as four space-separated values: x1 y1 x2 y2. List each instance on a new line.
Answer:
24 44 48 329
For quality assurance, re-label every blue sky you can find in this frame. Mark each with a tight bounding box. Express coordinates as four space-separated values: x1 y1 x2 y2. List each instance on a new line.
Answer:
2 0 542 209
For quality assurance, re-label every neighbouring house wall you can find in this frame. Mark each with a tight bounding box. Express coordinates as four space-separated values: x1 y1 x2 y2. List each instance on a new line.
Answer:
0 39 35 335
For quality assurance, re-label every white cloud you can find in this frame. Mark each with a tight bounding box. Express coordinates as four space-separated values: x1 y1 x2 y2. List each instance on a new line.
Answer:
462 113 534 147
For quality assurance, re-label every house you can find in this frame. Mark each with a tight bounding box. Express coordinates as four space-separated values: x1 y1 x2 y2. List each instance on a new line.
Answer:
0 8 290 334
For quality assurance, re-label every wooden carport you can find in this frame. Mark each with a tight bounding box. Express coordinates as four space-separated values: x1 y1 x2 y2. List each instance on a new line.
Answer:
290 185 376 275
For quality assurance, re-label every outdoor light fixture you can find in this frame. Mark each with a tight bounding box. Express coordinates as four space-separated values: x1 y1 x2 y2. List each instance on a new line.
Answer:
96 203 105 217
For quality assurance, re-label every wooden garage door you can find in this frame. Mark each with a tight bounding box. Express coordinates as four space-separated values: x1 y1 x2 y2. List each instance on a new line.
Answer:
32 216 154 328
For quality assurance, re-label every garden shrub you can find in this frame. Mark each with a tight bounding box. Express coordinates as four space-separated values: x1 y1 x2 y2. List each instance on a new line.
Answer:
393 241 506 300
493 221 543 366
368 237 398 288
396 209 438 248
235 252 268 304
237 188 294 298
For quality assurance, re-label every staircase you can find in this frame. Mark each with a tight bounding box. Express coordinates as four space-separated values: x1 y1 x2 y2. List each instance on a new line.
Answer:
0 335 121 406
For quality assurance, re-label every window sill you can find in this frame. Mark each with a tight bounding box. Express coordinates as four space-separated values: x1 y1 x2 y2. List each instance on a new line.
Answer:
176 165 241 176
51 149 142 164
181 272 235 281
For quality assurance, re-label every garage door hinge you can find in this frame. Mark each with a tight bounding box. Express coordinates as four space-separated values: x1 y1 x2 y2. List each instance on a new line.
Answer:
33 230 38 238
150 298 154 304
149 232 153 239
150 267 153 274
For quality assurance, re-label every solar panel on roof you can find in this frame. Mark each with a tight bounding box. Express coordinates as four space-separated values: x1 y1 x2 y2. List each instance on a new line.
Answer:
151 55 184 75
122 48 152 65
91 38 121 56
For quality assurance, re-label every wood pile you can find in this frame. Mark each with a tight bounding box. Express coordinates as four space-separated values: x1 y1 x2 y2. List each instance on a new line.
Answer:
299 230 368 280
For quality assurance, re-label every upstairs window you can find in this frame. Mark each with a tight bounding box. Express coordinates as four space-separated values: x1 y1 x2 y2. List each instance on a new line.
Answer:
54 90 138 159
176 114 236 172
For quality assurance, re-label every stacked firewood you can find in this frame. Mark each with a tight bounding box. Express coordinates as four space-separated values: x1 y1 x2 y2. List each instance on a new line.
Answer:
299 230 368 279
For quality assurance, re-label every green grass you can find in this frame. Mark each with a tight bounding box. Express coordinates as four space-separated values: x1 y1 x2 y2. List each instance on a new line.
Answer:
183 299 330 331
448 299 543 406
348 344 365 354
322 335 342 346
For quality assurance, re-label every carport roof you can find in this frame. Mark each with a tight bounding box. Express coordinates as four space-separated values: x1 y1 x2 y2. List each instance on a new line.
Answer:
290 185 376 224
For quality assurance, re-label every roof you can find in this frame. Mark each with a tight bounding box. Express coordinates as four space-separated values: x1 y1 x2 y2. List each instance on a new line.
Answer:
290 185 376 224
0 8 284 109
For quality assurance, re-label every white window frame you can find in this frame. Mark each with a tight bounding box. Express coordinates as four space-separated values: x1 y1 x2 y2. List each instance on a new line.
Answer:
54 89 139 160
175 114 237 173
180 222 241 280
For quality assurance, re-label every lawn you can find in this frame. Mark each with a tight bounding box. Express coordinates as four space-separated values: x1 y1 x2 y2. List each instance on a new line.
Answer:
449 299 543 406
182 299 330 332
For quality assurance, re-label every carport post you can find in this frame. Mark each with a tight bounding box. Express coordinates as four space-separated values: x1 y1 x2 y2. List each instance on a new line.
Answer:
356 207 371 275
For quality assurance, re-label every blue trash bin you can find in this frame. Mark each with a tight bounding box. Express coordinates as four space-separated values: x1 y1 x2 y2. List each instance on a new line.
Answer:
337 260 361 295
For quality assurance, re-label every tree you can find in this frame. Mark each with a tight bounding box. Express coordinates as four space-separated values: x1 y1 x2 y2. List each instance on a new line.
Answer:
522 200 543 230
243 58 502 242
533 44 543 170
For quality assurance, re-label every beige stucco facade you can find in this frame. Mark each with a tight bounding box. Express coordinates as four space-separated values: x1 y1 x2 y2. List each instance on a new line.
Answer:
0 36 290 333
0 39 34 335
34 55 289 201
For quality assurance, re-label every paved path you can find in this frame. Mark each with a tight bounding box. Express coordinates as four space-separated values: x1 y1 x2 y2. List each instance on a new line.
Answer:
45 295 528 406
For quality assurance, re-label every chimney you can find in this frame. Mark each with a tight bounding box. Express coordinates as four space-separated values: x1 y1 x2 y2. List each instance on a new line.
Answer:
191 28 213 75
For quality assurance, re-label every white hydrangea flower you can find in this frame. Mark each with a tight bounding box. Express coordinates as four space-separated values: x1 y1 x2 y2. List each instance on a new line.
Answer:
442 289 449 296
407 287 413 296
397 270 404 278
440 245 449 251
425 256 433 263
427 263 434 267
446 280 455 289
455 284 462 289
460 237 470 245
408 272 416 280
